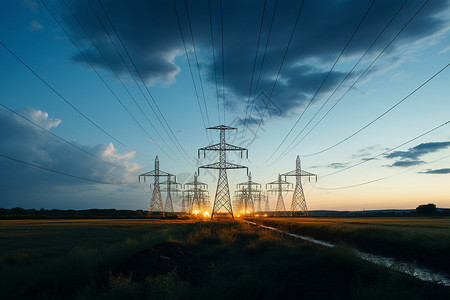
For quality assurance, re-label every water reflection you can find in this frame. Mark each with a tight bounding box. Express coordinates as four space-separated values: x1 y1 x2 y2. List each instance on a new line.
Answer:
245 221 450 286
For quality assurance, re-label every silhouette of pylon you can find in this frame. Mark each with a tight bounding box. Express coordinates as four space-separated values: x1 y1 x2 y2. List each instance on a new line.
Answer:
184 172 208 212
282 156 317 216
263 193 270 212
236 172 261 215
138 156 173 217
161 176 182 214
198 125 248 219
267 174 292 216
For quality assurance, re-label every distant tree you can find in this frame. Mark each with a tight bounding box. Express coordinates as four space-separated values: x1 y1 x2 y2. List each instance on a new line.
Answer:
416 203 437 214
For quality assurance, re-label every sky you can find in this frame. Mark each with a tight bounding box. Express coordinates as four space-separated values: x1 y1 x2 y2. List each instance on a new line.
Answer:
0 0 449 211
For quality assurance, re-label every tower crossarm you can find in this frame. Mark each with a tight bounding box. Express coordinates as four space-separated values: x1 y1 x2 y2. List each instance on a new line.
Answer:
184 187 209 193
138 170 173 182
161 178 181 187
266 179 292 186
282 169 317 180
235 189 261 195
184 181 208 188
266 187 292 192
198 143 248 158
206 125 237 131
236 181 261 189
160 187 183 193
199 162 248 173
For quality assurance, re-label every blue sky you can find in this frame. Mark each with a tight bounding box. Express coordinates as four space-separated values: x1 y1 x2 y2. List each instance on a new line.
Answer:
1 0 449 211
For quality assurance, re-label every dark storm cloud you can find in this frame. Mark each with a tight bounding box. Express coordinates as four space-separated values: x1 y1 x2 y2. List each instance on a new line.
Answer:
59 0 449 117
419 168 450 174
385 142 450 160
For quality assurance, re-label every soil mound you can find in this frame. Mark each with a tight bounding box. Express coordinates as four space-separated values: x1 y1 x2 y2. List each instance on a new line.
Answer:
113 242 200 282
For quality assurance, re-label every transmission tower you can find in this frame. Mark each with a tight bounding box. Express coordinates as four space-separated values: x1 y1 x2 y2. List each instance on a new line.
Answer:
184 172 209 212
160 176 182 214
198 125 248 219
262 192 270 212
138 156 173 217
281 155 317 216
233 192 243 213
236 172 261 215
181 190 191 213
267 174 293 216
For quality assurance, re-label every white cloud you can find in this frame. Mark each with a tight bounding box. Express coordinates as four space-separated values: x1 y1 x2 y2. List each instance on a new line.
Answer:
23 0 38 12
0 107 142 189
19 107 61 129
30 20 44 32
438 45 450 54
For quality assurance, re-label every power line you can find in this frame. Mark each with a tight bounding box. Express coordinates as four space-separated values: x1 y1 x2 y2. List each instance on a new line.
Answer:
0 103 138 176
248 0 305 148
279 0 427 160
208 0 221 124
281 0 428 161
263 0 376 163
184 0 212 133
303 62 449 157
171 0 211 143
62 0 182 162
40 0 178 162
86 1 193 164
240 0 267 145
0 152 111 185
220 0 225 123
321 120 450 178
241 0 279 143
0 39 152 158
315 153 450 190
96 0 196 163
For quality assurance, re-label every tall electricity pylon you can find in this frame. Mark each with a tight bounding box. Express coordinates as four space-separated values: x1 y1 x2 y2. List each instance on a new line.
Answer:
267 174 293 216
236 172 261 215
160 176 182 214
262 192 270 212
281 155 317 216
138 156 173 217
233 192 243 213
184 172 209 212
181 190 191 213
198 125 248 219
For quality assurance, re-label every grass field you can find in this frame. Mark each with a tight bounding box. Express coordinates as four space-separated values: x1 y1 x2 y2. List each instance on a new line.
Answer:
0 218 449 299
251 216 450 274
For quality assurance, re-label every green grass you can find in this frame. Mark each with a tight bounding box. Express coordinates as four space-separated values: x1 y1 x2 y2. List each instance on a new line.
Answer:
253 216 450 273
0 219 448 299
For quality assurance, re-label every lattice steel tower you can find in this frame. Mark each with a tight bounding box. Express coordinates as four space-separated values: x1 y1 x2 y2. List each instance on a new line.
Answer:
181 190 191 213
267 174 293 216
281 155 317 216
198 125 248 219
138 156 173 217
236 172 261 214
262 192 270 212
160 176 182 214
184 172 209 212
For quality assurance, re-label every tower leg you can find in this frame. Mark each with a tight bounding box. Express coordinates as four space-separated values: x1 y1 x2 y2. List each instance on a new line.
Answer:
290 179 308 216
149 182 164 217
211 168 233 219
275 193 286 216
165 193 174 214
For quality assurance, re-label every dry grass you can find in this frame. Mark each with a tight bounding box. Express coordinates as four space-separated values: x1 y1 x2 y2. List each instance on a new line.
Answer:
0 218 448 299
254 216 450 273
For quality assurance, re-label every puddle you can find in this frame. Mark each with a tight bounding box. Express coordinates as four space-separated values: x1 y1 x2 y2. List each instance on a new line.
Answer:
244 221 450 286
